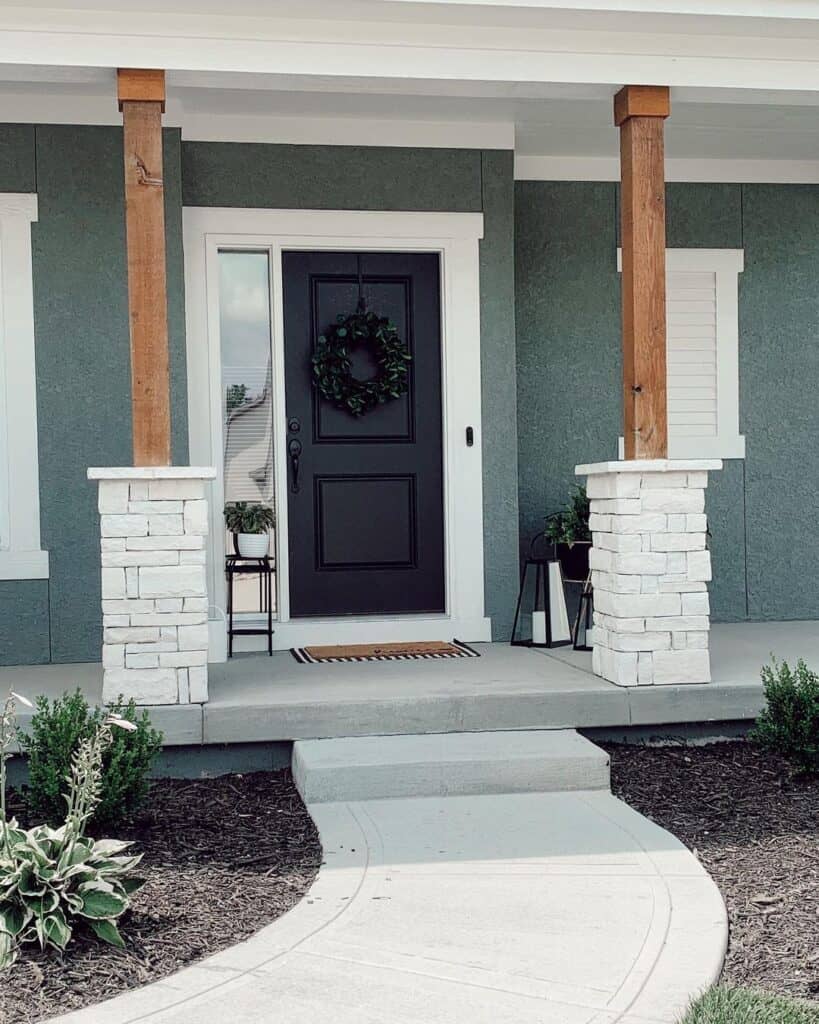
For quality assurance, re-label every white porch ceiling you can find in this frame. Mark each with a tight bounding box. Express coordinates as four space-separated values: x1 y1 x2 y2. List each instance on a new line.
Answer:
0 58 817 180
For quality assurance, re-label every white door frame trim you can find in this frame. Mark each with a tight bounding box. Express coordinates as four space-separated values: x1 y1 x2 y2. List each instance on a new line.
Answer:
183 207 490 656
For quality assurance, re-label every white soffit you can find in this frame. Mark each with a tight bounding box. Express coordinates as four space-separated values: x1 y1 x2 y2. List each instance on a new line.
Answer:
0 66 817 170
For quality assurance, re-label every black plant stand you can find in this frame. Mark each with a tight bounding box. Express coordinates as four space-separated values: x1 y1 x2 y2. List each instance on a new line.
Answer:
225 554 274 657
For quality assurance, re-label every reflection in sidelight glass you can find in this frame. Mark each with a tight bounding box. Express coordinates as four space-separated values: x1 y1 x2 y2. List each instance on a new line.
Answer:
219 250 276 615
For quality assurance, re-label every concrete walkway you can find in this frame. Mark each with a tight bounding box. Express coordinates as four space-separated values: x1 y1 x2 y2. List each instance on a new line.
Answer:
50 786 727 1024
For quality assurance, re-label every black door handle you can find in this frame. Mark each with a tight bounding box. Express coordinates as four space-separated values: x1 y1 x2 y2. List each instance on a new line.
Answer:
288 439 302 493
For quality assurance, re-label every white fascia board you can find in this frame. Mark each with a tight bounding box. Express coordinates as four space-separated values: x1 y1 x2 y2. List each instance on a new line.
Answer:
382 1 818 18
0 89 514 148
3 12 819 92
181 115 514 149
515 155 819 183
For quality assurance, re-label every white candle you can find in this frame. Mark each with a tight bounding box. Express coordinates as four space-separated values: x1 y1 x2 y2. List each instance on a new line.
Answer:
532 610 547 645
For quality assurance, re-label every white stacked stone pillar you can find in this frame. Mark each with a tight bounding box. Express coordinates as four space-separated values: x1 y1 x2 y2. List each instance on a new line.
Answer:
88 467 216 706
576 460 722 687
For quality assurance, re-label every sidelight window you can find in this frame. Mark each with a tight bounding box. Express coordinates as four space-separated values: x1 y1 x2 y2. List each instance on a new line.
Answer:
218 250 277 614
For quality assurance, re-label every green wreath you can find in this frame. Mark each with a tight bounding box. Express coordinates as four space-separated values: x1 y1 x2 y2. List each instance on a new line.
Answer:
312 310 412 416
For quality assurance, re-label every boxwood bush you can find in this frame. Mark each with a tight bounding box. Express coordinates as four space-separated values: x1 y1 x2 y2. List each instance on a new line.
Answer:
20 690 162 827
751 658 819 774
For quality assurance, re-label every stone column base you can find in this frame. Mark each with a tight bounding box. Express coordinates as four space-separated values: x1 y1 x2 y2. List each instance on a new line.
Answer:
88 466 216 706
575 459 721 687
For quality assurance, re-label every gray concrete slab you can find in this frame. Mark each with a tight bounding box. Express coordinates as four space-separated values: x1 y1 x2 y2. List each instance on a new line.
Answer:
204 642 630 742
0 662 202 750
47 787 727 1024
3 621 816 745
293 730 610 802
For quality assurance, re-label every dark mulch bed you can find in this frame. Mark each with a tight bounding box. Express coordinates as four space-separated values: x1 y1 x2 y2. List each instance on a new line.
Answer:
0 769 322 1024
604 741 819 1003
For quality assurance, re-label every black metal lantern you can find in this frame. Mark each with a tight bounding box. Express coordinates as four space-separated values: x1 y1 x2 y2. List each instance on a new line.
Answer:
572 574 594 652
510 533 572 649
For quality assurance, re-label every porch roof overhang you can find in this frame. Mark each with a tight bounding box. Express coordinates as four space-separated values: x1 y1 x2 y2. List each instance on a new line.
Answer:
0 3 817 181
2 1 819 94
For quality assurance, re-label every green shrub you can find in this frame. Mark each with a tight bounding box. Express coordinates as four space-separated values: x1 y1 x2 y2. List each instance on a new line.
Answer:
20 690 162 827
750 658 819 773
1 693 145 970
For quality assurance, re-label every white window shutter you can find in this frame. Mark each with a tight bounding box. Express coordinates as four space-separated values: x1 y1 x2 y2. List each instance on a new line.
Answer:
617 248 745 461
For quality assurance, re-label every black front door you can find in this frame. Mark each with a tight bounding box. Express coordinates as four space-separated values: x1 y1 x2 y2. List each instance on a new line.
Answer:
282 251 445 618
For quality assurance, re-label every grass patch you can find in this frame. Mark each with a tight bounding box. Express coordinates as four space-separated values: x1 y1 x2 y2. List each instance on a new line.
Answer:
680 986 818 1023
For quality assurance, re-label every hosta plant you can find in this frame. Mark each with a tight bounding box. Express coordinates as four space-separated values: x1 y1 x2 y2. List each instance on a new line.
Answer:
0 691 145 970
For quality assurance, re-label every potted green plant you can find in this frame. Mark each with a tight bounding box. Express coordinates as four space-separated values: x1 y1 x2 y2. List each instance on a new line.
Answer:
223 501 275 559
544 485 592 581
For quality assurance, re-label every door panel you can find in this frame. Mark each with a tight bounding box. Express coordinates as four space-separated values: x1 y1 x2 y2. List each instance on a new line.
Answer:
283 251 445 617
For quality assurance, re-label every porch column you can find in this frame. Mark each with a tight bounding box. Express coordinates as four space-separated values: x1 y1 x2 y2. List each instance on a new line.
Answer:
89 467 216 705
577 460 720 686
576 86 720 687
118 68 171 466
87 71 216 706
614 84 669 461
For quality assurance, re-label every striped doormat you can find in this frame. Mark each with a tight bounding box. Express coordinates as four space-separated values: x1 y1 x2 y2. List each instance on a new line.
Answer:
290 639 480 664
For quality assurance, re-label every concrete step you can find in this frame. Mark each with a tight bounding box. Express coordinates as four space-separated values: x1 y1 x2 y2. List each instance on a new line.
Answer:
292 729 610 803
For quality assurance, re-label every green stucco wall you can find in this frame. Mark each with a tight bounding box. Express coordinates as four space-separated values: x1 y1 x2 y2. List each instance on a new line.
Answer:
182 142 520 640
3 137 816 663
1 138 518 665
0 125 187 665
515 180 819 622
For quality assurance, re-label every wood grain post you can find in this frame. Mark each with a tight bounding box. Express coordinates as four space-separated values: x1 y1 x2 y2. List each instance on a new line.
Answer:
614 85 670 460
118 68 170 466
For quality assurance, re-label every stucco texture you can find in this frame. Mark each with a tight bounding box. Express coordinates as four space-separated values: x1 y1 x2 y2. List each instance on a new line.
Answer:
182 142 520 640
515 180 819 623
0 125 187 665
3 139 518 664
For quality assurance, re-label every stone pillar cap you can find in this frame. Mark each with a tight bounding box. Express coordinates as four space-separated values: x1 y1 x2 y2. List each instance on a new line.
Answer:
88 466 217 480
576 459 722 476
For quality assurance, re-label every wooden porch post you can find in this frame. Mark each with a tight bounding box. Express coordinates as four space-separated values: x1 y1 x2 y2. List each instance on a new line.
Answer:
118 68 171 466
614 85 670 460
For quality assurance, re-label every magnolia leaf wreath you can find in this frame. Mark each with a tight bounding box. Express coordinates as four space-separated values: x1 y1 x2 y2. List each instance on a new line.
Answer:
312 310 412 417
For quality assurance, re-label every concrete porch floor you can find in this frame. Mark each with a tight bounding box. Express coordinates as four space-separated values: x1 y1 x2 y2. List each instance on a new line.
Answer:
1 621 816 747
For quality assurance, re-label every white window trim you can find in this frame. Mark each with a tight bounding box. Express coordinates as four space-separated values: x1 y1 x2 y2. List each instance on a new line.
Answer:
0 194 48 580
183 207 490 657
616 247 746 461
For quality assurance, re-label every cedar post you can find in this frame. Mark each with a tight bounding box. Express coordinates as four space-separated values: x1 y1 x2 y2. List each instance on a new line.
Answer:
118 68 171 466
614 85 670 460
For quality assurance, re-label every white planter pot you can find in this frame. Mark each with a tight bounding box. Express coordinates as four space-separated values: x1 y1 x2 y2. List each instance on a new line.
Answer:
236 532 269 559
